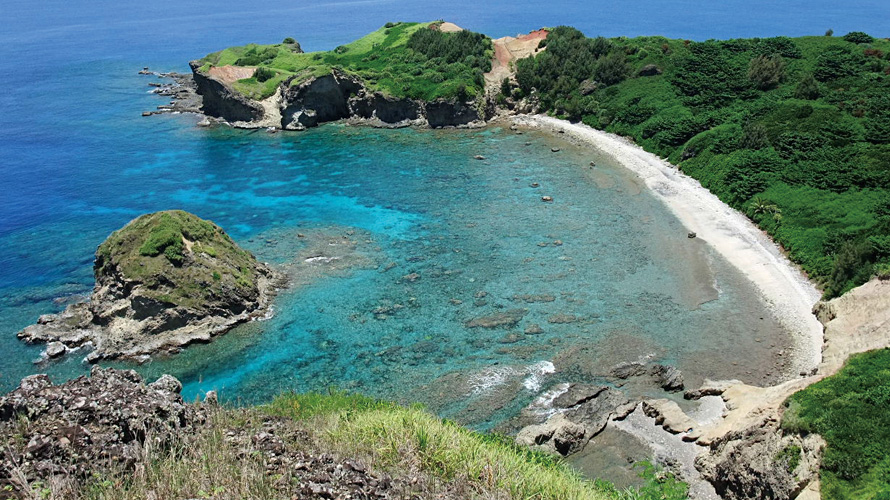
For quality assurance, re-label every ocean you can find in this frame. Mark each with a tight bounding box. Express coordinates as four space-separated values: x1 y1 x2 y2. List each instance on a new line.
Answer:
0 0 885 426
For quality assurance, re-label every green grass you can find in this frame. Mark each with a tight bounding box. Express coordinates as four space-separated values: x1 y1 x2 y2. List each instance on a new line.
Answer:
263 391 687 500
197 21 492 101
782 348 890 499
515 28 890 298
33 391 686 499
96 210 258 310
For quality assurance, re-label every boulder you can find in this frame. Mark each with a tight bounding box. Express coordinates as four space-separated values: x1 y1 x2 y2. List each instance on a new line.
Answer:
516 384 630 456
638 64 663 77
651 364 685 392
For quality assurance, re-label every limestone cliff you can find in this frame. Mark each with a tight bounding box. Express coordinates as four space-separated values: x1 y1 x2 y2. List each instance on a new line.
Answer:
190 65 485 130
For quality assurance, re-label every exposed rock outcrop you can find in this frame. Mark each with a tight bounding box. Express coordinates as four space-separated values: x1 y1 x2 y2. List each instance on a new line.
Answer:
424 98 483 128
696 418 824 500
282 71 363 129
189 63 485 130
18 210 281 362
516 384 630 456
0 367 201 487
189 61 265 123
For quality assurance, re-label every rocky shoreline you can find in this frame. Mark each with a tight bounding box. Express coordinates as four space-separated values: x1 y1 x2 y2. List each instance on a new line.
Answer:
17 211 284 363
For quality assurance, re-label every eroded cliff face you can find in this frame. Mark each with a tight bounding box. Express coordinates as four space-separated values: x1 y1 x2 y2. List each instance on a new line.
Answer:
190 65 485 130
189 61 265 123
281 71 363 129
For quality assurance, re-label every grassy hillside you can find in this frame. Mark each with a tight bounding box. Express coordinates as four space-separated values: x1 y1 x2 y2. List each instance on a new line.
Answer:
514 28 890 298
782 349 890 499
76 391 687 500
198 21 492 101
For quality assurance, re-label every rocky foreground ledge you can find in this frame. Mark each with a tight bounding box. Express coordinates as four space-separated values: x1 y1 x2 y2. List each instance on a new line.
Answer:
0 368 422 499
18 210 282 363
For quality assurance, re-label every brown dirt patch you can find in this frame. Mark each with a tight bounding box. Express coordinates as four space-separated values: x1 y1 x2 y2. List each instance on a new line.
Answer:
207 65 256 85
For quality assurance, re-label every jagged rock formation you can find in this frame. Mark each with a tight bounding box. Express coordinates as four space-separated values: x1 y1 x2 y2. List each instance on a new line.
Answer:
0 369 463 499
18 210 281 362
695 419 824 500
0 367 202 488
190 61 265 122
516 384 631 456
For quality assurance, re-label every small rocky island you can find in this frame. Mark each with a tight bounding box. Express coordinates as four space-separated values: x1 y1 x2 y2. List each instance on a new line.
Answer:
18 210 281 362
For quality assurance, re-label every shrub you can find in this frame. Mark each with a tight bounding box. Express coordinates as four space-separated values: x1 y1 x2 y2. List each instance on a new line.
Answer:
825 29 834 37
748 54 786 90
864 48 885 58
234 45 278 66
814 45 864 81
843 31 875 44
794 73 820 99
594 51 630 86
741 122 771 149
253 66 276 82
783 349 890 497
282 37 296 44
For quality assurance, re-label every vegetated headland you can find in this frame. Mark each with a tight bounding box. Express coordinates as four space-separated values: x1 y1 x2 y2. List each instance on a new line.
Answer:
8 20 887 500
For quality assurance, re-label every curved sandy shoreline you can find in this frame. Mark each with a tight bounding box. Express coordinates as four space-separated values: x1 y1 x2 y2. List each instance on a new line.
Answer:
513 115 824 377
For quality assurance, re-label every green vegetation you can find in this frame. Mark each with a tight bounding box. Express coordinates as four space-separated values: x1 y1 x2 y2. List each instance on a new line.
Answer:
96 210 259 309
198 21 492 100
514 28 890 297
782 349 890 499
266 391 686 500
73 391 686 500
774 444 802 473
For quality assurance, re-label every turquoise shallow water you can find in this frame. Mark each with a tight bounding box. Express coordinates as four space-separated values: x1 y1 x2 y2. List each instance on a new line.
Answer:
1 0 862 429
0 117 791 429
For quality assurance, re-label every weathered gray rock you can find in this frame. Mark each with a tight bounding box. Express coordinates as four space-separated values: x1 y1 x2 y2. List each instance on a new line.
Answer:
350 92 422 125
516 384 630 456
696 418 824 500
651 364 685 392
282 71 363 129
0 368 201 484
424 98 482 128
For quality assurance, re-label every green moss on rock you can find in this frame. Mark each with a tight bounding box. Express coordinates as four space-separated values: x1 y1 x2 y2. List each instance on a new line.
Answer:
95 210 260 311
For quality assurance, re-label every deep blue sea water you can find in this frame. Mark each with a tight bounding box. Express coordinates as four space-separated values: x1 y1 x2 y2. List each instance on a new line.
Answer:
1 1 886 426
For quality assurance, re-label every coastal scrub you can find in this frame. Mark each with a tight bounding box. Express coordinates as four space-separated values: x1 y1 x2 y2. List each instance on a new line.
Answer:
514 28 890 298
782 348 890 499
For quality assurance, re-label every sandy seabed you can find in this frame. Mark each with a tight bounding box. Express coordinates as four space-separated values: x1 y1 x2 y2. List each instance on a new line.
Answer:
514 115 824 377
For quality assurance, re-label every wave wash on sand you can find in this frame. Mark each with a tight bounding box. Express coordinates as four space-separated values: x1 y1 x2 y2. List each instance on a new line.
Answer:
515 115 824 377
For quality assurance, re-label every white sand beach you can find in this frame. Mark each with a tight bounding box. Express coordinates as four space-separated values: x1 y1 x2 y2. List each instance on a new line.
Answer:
514 115 824 377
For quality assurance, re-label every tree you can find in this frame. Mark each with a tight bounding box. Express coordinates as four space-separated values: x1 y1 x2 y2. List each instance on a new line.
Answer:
825 29 834 37
843 31 875 44
748 54 786 90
